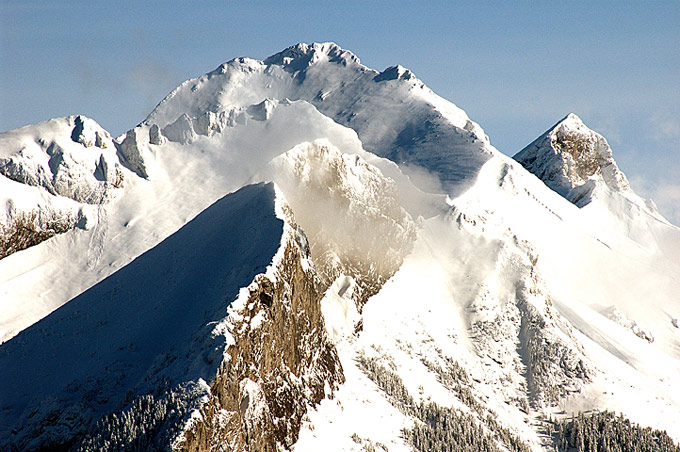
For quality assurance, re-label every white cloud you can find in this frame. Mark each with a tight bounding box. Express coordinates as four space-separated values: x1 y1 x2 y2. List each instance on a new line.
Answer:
648 111 680 151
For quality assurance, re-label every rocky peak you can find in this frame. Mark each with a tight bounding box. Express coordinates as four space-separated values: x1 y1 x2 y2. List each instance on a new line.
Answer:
70 115 111 148
373 65 416 82
514 113 630 203
268 140 416 305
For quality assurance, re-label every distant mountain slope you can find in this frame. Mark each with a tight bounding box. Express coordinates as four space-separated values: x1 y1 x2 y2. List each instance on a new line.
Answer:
143 42 494 194
0 115 124 261
0 115 123 204
298 151 680 450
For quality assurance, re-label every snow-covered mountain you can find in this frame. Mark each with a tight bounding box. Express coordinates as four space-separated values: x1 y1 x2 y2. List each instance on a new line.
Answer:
1 42 679 452
514 113 678 254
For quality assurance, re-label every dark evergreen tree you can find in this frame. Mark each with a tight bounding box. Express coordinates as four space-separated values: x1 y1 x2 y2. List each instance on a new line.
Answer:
553 410 680 452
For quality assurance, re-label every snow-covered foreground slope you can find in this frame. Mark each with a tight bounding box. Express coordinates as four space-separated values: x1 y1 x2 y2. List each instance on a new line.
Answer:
1 42 679 451
0 183 281 443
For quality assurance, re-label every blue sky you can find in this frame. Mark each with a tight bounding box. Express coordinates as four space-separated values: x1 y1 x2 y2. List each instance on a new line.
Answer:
1 1 679 222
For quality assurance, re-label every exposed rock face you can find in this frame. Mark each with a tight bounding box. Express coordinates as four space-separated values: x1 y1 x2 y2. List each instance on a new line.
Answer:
165 212 344 452
177 198 343 452
116 126 150 179
0 209 76 259
514 113 629 205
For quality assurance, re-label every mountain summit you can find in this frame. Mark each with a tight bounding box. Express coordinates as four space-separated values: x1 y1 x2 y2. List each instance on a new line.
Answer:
1 43 680 452
513 113 629 203
514 113 674 253
140 41 492 194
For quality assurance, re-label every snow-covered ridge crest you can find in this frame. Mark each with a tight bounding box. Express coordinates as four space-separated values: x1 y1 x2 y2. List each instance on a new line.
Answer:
0 115 124 204
140 41 495 195
0 182 343 451
263 41 362 70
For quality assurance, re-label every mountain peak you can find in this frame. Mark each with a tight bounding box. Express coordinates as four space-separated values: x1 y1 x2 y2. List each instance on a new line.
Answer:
560 112 585 126
263 41 361 70
373 64 415 82
552 113 597 144
3 43 680 452
514 113 629 203
0 115 123 205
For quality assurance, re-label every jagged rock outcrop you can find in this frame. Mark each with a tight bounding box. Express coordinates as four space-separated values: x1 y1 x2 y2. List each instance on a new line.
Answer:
513 113 629 206
513 113 675 253
177 202 343 451
116 126 151 179
0 115 124 204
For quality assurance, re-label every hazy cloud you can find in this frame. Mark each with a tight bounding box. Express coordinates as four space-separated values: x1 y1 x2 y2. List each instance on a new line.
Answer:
629 174 680 227
652 182 680 227
128 60 182 111
74 57 123 97
650 112 680 143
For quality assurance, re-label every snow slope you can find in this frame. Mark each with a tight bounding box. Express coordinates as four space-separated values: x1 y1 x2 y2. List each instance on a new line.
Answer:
298 151 680 450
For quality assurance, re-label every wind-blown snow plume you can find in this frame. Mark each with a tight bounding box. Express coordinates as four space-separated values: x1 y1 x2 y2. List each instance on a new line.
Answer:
268 140 416 303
